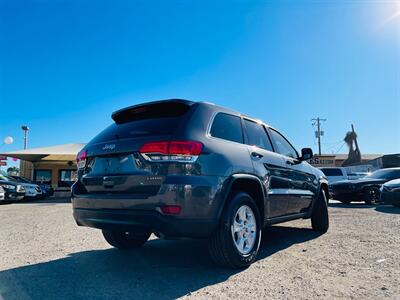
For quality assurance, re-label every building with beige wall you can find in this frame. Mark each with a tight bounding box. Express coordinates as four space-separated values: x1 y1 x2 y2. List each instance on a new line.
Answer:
309 154 382 168
0 144 84 193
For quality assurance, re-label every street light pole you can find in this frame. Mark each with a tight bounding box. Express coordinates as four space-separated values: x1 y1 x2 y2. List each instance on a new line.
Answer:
21 126 29 150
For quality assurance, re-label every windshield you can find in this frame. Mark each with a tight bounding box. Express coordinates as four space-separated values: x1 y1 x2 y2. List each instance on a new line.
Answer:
0 174 18 182
12 176 31 183
320 168 343 176
366 169 400 180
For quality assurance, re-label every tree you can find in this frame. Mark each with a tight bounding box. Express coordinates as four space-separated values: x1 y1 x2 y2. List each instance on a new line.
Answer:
7 167 19 175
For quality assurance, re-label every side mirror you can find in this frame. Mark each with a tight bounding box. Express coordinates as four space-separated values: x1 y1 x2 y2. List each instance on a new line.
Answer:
300 148 313 161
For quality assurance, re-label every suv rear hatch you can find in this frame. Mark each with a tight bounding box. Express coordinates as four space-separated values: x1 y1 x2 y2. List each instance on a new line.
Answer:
76 100 195 197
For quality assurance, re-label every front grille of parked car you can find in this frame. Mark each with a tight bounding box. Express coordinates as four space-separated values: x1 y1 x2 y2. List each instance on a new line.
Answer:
331 183 355 191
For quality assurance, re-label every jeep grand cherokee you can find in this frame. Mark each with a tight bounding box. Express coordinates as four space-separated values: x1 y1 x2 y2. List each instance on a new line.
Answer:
72 99 329 268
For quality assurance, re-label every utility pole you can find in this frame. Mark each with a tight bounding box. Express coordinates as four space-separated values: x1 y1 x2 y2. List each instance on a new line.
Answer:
311 118 326 155
21 125 29 149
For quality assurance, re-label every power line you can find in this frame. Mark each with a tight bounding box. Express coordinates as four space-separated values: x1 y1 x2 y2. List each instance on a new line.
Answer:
335 142 346 154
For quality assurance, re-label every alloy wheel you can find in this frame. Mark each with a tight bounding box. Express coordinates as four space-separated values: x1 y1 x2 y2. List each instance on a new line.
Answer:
231 205 257 255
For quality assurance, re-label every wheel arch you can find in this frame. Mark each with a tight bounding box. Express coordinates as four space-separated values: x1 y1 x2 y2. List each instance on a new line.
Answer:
219 174 266 222
308 179 330 215
320 182 330 200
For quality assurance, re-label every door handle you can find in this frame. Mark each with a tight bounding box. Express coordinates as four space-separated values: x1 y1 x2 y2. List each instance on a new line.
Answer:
251 152 263 159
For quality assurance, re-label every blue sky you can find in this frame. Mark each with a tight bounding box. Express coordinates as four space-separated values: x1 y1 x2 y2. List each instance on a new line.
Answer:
0 0 399 166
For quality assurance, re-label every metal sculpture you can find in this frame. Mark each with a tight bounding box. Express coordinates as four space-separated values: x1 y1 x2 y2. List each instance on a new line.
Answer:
342 124 361 166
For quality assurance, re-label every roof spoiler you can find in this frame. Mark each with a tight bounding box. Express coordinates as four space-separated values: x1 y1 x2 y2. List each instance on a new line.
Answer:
111 99 194 124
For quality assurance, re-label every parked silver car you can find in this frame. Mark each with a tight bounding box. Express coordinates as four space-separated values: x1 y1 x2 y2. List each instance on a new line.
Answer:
0 173 42 200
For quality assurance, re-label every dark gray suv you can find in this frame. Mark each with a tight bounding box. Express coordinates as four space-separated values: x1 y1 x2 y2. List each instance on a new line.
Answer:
72 99 329 268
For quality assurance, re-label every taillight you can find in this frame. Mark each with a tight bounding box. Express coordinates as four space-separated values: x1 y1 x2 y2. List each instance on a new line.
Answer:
76 150 87 169
139 141 169 154
139 141 202 162
160 205 182 215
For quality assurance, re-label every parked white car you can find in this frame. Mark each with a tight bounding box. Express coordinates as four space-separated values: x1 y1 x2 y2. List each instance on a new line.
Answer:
319 167 348 184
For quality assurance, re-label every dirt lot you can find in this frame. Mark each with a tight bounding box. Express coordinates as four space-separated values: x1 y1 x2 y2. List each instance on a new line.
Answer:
0 198 399 300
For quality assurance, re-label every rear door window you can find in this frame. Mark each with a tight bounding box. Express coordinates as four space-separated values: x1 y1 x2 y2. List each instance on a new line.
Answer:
243 119 273 151
210 113 243 143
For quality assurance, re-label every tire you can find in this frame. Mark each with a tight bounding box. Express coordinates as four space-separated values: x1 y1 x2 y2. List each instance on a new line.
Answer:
364 187 380 205
340 200 351 204
208 192 262 269
311 189 329 232
102 230 151 250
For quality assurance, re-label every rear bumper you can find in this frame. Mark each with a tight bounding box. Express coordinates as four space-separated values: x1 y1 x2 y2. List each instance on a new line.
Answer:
73 207 217 238
71 175 226 238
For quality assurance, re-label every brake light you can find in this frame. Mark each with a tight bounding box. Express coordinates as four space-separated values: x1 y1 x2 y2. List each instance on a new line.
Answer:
160 205 182 215
169 141 202 155
139 141 202 162
76 150 87 169
76 150 87 162
139 142 169 154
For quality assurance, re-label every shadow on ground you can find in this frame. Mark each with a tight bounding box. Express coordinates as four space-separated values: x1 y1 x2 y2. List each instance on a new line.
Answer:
375 205 400 215
0 225 322 300
329 201 400 214
328 202 374 209
11 197 71 205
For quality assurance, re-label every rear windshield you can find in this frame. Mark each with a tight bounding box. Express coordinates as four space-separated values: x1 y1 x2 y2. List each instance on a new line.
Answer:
320 168 343 176
112 101 190 124
91 102 192 143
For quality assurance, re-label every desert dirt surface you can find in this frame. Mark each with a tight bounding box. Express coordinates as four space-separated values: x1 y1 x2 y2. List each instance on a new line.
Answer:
1 198 399 300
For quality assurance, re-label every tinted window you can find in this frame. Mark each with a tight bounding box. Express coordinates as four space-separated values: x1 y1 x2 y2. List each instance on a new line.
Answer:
210 113 243 143
91 103 191 144
0 174 13 181
367 169 400 180
243 119 273 151
320 168 344 176
12 176 32 183
112 101 190 124
269 129 298 158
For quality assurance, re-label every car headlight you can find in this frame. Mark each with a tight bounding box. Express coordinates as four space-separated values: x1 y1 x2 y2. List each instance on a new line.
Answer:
16 185 25 192
1 184 16 190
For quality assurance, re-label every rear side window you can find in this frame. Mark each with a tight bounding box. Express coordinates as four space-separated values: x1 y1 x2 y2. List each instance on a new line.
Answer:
210 113 243 143
320 168 344 176
243 119 273 151
91 102 192 143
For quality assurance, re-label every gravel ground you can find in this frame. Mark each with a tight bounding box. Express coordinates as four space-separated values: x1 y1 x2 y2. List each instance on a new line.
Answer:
0 198 399 300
